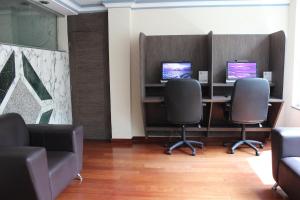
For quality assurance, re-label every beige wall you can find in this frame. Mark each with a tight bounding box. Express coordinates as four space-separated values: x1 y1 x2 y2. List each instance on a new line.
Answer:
57 16 69 52
108 8 133 139
108 4 291 138
281 0 300 126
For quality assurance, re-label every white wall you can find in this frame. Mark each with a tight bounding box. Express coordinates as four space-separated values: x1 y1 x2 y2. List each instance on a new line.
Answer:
108 4 290 138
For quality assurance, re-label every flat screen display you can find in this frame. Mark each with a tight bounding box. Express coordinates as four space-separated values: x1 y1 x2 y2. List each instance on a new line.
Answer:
227 62 257 81
162 62 192 80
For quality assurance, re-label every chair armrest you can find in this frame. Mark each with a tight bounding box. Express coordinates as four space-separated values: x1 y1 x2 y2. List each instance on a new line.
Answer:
0 147 51 200
271 128 300 182
28 125 84 172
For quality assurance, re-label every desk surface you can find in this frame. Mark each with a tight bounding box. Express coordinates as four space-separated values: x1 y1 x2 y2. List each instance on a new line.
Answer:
143 96 284 103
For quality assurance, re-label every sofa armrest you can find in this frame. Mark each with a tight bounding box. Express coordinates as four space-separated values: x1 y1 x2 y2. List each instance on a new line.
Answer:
271 128 300 182
28 125 84 172
0 147 51 200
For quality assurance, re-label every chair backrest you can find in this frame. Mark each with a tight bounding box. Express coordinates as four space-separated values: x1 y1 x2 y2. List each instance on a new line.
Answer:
165 79 202 124
231 78 270 124
0 113 29 146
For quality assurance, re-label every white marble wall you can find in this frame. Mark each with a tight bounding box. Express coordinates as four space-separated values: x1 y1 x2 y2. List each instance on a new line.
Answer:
0 43 72 124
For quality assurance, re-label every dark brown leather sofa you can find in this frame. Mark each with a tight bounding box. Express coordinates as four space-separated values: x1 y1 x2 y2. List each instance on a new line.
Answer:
0 113 83 200
272 128 300 200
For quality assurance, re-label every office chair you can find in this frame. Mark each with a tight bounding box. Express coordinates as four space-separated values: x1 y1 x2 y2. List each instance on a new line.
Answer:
164 79 204 156
229 78 270 156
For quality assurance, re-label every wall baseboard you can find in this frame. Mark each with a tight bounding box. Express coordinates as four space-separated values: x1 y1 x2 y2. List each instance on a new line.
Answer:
110 139 133 145
110 136 269 146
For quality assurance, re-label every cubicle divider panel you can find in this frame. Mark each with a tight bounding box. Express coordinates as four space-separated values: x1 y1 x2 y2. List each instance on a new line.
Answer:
213 86 233 97
267 102 284 128
208 31 214 98
140 31 285 139
145 35 209 84
212 34 270 83
269 31 285 98
202 102 212 127
145 86 165 97
140 33 147 99
140 33 147 131
145 103 168 126
210 103 231 127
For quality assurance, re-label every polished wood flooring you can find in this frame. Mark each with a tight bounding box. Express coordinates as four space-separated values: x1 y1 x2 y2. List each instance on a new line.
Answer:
58 141 287 200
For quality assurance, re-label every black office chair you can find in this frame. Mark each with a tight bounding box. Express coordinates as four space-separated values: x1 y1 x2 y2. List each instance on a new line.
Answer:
229 78 270 156
164 79 204 156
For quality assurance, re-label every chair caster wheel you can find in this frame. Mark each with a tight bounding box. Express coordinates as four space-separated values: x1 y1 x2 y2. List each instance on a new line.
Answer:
191 152 196 156
272 183 278 190
230 149 235 154
166 150 172 155
256 151 260 156
259 144 264 149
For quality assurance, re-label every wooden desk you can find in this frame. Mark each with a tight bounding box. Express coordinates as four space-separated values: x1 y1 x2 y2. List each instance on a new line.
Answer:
143 96 284 103
142 96 284 138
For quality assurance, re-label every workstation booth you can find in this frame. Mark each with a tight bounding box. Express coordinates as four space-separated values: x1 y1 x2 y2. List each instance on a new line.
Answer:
140 31 285 143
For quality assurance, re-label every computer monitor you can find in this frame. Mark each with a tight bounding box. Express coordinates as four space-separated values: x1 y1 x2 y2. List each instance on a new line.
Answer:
162 62 192 80
226 61 257 82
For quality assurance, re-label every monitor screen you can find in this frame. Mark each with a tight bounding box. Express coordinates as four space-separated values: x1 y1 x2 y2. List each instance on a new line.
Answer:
162 62 192 80
227 62 257 80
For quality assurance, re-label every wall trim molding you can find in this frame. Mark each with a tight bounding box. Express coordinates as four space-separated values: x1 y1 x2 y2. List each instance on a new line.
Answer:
32 0 290 15
55 0 107 13
104 0 290 9
110 136 267 145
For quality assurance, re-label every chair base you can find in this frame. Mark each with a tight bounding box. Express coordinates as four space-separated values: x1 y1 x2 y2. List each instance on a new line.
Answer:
272 182 279 191
229 139 264 156
166 140 204 156
76 173 83 183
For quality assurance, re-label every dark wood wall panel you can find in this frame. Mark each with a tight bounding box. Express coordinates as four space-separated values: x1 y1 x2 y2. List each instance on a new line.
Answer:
140 33 147 99
68 13 111 140
145 35 209 83
207 31 213 98
212 35 270 83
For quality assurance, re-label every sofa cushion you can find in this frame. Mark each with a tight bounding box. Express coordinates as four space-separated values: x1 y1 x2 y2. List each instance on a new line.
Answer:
47 151 77 199
0 113 29 146
282 157 300 176
279 157 300 200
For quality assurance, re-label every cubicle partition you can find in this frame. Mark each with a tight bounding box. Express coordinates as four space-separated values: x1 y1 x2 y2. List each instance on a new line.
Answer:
140 31 285 141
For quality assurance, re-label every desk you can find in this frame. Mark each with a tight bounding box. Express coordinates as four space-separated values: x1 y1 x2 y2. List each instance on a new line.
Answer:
143 96 284 138
143 96 284 103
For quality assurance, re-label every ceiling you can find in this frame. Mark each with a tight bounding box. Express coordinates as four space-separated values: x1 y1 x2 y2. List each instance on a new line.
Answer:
71 0 103 6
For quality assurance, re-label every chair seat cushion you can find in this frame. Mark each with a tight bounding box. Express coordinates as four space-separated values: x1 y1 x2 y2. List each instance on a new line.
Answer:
279 157 300 200
47 151 77 199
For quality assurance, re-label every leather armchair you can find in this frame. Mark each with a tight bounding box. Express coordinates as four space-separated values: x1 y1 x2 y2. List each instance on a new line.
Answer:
0 113 83 200
272 128 300 200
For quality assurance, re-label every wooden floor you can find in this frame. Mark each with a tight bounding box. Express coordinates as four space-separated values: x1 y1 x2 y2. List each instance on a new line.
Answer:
58 141 287 200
